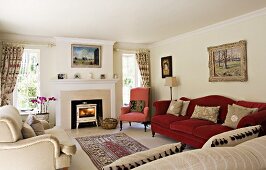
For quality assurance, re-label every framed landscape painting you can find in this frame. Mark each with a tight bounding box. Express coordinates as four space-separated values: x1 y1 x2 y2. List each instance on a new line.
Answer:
161 56 172 78
208 40 247 82
71 44 101 68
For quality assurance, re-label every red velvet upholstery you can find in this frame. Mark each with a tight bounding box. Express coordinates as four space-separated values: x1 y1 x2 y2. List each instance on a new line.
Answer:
152 115 189 129
170 119 215 135
151 95 266 148
119 87 150 131
193 124 233 140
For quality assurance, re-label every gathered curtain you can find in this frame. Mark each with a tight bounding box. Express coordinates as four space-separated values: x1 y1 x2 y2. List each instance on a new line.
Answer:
0 43 24 106
136 49 150 87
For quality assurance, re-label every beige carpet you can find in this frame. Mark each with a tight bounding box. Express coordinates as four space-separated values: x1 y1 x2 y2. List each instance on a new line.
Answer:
66 123 178 170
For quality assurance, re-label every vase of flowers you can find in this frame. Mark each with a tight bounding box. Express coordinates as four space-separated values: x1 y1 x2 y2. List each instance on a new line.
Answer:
31 96 56 113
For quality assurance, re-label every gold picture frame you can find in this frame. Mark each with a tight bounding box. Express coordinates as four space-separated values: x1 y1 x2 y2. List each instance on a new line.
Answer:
208 40 247 82
71 44 101 68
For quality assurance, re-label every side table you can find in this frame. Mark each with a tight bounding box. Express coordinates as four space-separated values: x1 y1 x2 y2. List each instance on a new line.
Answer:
35 113 49 122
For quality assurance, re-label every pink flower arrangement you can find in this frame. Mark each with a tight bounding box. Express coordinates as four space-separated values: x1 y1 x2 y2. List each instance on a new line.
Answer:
31 96 56 113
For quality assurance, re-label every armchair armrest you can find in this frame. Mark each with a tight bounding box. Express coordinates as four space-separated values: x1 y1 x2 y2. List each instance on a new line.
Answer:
237 110 266 134
143 107 149 121
121 106 131 115
0 134 60 158
153 100 171 116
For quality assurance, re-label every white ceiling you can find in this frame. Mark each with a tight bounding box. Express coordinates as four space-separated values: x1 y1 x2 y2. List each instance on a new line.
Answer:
0 0 266 43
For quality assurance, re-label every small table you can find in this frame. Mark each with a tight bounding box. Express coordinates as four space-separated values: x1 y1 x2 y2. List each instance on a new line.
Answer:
35 113 49 122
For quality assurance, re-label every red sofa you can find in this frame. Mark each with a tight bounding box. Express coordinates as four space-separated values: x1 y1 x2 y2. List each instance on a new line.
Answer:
151 95 266 148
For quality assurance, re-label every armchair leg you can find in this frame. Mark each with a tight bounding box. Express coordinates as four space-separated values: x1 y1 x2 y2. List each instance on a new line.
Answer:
120 121 122 131
144 122 148 132
129 122 131 126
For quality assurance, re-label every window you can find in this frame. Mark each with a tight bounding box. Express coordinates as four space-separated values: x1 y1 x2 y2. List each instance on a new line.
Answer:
122 53 141 104
13 49 40 111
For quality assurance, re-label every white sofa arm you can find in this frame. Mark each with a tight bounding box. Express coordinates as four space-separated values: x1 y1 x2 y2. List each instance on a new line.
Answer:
0 134 61 158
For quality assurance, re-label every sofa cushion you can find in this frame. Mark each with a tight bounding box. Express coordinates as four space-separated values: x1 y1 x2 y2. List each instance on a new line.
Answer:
152 115 189 129
130 100 145 112
191 105 220 123
170 119 215 135
236 100 266 111
167 100 183 116
45 127 77 155
120 112 146 122
233 104 258 113
202 125 261 148
21 122 36 139
26 115 45 136
193 124 233 140
183 95 235 122
223 105 252 129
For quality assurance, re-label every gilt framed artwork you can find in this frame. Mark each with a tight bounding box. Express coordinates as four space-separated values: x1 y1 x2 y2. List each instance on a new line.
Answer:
71 44 101 68
161 56 172 78
208 40 247 82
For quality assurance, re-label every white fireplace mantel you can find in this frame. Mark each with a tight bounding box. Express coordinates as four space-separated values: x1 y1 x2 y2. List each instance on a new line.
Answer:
51 79 118 129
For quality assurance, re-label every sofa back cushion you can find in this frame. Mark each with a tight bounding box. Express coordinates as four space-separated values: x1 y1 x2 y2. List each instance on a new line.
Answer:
181 95 236 123
235 100 266 111
0 105 23 142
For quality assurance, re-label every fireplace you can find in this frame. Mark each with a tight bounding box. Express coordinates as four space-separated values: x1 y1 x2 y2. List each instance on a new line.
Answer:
71 99 103 129
76 103 98 128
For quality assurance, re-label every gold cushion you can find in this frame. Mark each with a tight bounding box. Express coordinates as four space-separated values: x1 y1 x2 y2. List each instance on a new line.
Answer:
167 100 183 116
191 105 220 123
223 105 252 129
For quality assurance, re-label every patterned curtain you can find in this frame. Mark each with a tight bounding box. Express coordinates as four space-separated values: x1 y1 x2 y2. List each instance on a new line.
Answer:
136 49 150 87
0 43 24 106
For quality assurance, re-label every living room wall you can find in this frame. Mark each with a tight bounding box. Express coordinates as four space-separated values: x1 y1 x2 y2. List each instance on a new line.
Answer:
149 12 266 106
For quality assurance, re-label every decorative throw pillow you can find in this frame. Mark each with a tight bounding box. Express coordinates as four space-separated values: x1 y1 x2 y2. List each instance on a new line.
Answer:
130 100 145 112
232 104 259 113
26 115 45 136
102 143 186 170
21 122 36 139
202 125 261 148
167 100 183 116
223 105 252 129
190 105 220 123
180 101 190 116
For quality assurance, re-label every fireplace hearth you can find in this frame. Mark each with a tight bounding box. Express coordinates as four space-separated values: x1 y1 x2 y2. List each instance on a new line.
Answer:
71 99 103 129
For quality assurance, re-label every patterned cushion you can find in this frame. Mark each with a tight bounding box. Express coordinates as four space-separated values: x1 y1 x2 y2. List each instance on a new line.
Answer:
167 100 183 116
102 143 186 170
232 104 258 113
223 105 252 129
180 101 190 116
202 125 261 148
130 100 145 112
26 115 45 135
190 105 220 123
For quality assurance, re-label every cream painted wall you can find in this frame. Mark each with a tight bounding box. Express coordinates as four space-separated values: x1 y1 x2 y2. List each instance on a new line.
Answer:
150 14 266 108
54 37 115 80
113 42 149 115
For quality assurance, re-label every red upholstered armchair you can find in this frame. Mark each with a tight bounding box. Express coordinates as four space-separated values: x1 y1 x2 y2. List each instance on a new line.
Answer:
119 87 150 132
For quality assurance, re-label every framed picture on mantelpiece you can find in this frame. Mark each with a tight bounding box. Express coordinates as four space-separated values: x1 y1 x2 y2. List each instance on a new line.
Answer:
161 56 172 78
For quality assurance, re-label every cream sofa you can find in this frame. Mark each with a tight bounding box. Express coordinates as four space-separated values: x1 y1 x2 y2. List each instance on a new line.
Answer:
134 135 266 170
0 105 76 170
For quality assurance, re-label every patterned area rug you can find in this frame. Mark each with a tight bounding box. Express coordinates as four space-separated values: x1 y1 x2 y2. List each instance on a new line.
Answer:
76 133 148 170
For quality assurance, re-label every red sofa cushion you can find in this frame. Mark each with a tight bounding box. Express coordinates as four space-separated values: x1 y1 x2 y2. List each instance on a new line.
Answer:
236 100 266 111
170 119 215 135
193 124 233 140
152 115 189 129
181 95 236 123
